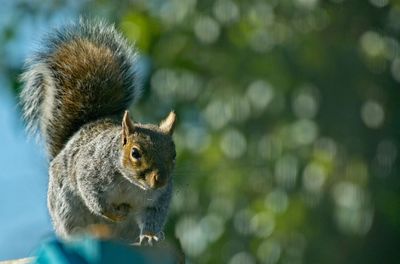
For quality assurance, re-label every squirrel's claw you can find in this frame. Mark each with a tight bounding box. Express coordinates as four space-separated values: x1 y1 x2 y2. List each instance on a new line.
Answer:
133 232 164 246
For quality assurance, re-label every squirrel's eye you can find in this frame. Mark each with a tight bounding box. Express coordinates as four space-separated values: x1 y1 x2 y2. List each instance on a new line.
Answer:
131 147 141 160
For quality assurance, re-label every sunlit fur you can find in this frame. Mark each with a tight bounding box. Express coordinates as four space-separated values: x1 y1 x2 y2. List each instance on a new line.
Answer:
120 113 176 190
20 18 139 159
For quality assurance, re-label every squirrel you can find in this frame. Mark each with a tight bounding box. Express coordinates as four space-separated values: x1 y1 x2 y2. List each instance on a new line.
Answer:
20 19 177 245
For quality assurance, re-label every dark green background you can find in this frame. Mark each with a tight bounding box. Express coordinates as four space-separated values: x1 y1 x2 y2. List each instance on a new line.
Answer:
1 0 399 263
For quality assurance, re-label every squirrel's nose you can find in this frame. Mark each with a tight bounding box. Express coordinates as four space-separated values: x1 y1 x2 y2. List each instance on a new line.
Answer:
148 171 166 189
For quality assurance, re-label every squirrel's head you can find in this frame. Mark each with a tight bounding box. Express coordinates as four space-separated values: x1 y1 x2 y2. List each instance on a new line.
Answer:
120 110 176 191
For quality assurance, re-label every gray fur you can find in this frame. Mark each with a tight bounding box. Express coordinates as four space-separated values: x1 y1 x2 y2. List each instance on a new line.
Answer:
48 119 172 242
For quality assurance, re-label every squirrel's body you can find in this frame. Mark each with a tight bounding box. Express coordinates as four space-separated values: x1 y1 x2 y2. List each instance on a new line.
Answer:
49 119 171 241
20 20 176 244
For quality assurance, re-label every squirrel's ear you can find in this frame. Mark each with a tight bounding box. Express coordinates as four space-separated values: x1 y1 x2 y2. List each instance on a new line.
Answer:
122 110 135 145
159 111 176 135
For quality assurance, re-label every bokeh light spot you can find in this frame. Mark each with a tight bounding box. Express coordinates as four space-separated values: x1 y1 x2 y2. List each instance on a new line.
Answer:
361 100 384 128
250 29 275 52
360 31 385 57
203 100 232 130
200 214 225 242
234 209 253 235
209 197 234 221
266 189 289 213
213 0 240 24
291 119 318 146
194 16 221 44
259 135 283 161
175 216 208 256
333 181 364 209
376 140 397 170
275 155 299 189
295 0 319 10
292 86 319 119
390 58 400 82
220 129 247 159
183 124 211 153
313 137 337 162
369 0 389 8
228 95 251 122
229 251 256 264
303 162 326 193
158 0 197 25
251 212 275 238
257 239 281 264
246 80 275 112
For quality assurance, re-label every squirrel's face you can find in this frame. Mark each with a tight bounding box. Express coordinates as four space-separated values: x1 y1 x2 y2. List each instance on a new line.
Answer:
120 111 176 191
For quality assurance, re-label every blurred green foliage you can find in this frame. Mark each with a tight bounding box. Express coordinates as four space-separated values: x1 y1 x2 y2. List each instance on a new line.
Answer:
2 0 400 263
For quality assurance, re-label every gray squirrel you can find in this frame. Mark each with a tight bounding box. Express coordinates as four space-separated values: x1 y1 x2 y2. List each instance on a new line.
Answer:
20 19 176 245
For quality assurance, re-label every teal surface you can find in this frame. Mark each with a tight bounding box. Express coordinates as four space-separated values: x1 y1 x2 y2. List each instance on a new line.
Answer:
33 237 175 264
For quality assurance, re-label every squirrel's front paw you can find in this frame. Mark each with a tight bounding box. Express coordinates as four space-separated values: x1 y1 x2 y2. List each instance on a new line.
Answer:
102 203 131 222
133 232 165 246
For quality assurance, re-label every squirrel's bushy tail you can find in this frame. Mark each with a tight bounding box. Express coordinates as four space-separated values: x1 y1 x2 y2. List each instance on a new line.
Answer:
20 19 139 159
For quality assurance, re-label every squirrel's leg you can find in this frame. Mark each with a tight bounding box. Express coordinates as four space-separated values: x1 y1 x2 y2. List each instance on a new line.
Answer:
135 182 172 245
77 180 131 223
